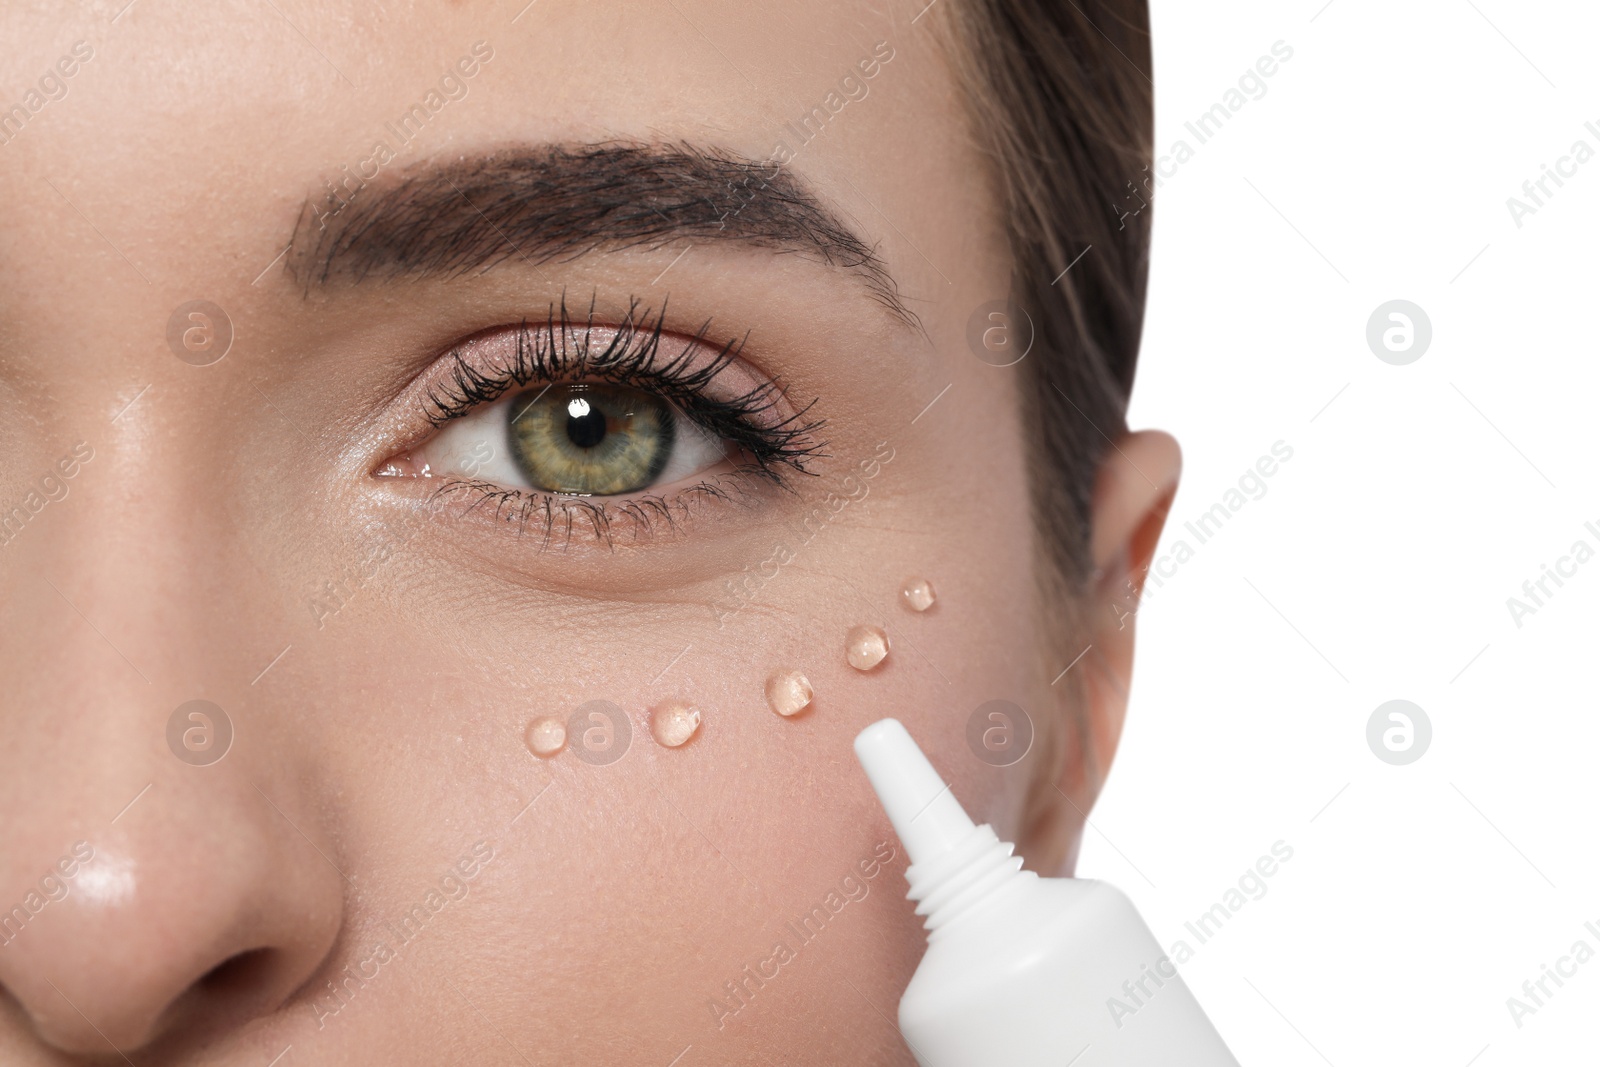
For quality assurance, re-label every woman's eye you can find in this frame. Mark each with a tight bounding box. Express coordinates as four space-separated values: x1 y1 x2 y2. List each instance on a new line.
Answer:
391 381 733 496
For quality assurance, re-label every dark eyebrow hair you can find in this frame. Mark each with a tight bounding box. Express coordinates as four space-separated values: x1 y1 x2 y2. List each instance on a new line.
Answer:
285 142 915 327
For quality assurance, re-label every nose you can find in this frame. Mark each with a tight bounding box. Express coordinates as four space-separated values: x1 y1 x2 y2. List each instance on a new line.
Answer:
0 431 345 1055
0 774 345 1054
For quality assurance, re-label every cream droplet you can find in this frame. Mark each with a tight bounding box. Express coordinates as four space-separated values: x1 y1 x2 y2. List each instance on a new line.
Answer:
766 670 814 717
651 701 702 748
901 577 936 612
846 625 890 671
525 716 567 758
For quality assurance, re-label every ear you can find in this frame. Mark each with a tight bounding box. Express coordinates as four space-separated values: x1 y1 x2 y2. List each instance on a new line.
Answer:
1015 430 1181 875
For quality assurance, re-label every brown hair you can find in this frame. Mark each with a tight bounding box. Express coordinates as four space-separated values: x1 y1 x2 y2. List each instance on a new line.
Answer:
942 0 1154 589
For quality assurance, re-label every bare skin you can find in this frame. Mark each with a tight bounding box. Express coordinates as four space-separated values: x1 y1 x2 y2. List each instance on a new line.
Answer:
0 2 1177 1063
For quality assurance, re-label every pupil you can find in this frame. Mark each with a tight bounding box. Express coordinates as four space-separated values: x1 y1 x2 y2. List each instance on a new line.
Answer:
565 397 607 449
566 408 606 448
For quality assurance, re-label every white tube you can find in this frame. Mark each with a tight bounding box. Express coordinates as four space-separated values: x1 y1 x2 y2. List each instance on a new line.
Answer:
854 718 1239 1067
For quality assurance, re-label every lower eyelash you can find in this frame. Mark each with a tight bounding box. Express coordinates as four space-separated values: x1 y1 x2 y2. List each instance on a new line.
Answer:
422 292 827 484
426 472 759 549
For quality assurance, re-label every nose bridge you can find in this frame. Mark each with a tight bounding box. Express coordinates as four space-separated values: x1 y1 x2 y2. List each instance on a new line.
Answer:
0 422 240 824
0 419 211 852
5 396 285 693
0 411 345 1055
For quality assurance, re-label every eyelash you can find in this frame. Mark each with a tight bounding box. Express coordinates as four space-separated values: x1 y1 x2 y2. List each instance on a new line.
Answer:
405 294 826 544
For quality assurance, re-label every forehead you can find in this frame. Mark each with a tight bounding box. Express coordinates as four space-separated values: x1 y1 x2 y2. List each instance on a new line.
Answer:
0 2 971 295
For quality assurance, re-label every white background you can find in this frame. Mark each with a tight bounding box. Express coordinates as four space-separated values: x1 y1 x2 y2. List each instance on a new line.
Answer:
1079 2 1600 1063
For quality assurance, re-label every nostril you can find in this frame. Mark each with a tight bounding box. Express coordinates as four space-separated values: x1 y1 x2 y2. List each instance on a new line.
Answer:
198 948 277 996
149 948 294 1046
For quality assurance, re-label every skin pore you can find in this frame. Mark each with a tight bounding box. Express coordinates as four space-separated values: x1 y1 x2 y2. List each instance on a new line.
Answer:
0 1 1177 1063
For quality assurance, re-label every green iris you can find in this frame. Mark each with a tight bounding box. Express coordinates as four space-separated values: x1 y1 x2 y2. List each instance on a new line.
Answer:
507 383 675 495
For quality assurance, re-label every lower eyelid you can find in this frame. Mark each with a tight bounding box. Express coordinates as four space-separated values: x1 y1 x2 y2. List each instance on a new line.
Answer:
416 472 757 552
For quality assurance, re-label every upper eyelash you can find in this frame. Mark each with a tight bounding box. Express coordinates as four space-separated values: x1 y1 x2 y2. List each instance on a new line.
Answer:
421 291 826 484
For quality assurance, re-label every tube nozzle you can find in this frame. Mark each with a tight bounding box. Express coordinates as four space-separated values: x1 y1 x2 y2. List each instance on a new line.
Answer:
853 718 977 868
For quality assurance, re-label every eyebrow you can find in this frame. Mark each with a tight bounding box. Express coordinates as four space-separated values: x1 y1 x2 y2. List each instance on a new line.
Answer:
285 142 913 327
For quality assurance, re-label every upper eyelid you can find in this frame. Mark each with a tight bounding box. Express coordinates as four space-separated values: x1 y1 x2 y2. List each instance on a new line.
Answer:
422 316 736 426
395 298 827 480
419 296 737 422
